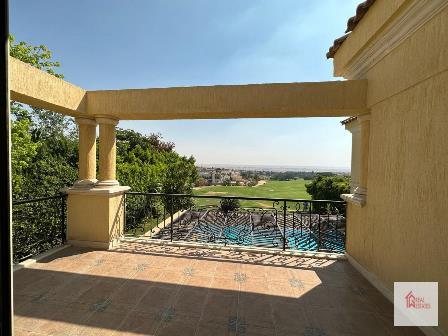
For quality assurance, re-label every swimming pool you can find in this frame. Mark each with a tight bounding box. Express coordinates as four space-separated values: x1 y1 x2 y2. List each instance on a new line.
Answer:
152 208 345 253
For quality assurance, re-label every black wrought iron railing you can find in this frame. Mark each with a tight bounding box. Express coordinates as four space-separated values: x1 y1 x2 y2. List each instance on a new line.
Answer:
125 192 346 253
12 194 67 263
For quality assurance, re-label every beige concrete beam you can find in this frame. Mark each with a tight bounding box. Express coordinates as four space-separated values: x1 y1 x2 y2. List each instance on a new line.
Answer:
87 80 368 120
8 56 87 116
9 55 367 120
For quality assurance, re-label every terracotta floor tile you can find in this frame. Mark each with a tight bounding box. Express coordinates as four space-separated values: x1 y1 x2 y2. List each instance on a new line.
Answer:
215 262 241 278
77 279 121 305
46 274 98 303
157 269 184 286
196 321 236 336
201 293 238 324
210 277 240 292
287 268 322 284
156 318 199 336
239 263 267 280
78 311 126 336
240 279 270 295
112 311 160 336
270 304 309 334
183 275 213 289
12 329 42 336
132 267 163 282
35 306 92 336
14 301 64 332
173 288 208 317
109 280 151 306
239 325 276 336
134 286 176 313
237 297 274 329
12 243 421 336
192 259 218 276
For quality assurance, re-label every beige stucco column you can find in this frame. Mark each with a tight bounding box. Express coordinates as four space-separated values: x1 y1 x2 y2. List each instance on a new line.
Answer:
96 116 119 187
344 119 361 193
341 113 370 206
74 117 97 188
356 114 370 197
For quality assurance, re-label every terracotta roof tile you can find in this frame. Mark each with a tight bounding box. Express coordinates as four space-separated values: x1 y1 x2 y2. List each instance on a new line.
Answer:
341 116 357 125
326 0 376 59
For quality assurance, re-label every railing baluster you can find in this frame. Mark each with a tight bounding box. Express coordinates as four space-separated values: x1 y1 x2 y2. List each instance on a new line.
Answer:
318 211 321 251
170 195 174 242
282 200 287 251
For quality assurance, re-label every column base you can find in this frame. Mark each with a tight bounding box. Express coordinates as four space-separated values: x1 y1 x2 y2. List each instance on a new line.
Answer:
96 179 120 187
73 179 98 189
65 186 130 249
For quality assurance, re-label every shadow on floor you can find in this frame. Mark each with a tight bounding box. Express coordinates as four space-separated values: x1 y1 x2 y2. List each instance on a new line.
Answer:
13 244 424 336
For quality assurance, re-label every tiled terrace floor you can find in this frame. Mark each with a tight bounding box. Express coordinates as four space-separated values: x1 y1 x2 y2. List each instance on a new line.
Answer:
13 242 424 336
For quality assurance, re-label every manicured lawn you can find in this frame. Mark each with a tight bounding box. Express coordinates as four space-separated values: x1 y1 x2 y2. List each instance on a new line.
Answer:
193 179 311 208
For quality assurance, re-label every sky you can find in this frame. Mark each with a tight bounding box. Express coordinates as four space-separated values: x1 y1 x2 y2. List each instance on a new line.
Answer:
10 0 359 169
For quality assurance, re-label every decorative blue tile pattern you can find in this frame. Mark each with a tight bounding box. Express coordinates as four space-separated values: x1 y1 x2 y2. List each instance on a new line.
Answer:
228 316 246 334
183 267 196 277
303 326 328 336
93 259 105 266
234 272 247 283
156 307 176 322
91 298 110 312
288 278 305 290
136 263 149 271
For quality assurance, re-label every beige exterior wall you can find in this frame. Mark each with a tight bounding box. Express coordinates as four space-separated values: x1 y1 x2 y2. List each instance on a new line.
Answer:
336 1 448 333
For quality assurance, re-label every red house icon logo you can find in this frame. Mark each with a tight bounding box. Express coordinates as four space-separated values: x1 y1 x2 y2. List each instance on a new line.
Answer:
405 291 416 308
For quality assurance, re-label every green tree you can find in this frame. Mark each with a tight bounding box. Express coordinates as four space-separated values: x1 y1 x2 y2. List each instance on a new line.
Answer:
305 175 350 201
9 35 78 199
11 116 39 195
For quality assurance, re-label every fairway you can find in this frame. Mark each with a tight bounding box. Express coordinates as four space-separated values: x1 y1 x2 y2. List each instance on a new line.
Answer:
193 179 311 208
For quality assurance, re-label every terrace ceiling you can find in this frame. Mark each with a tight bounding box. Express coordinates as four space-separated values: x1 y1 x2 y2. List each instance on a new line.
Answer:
9 56 368 120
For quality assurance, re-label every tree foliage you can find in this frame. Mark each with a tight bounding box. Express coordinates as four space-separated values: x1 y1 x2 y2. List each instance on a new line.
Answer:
10 35 77 199
305 175 350 201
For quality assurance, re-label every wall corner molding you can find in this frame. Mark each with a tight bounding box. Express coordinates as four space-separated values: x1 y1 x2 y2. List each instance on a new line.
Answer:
344 0 448 79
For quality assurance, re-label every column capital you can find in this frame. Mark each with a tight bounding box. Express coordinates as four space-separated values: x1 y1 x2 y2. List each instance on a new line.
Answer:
95 116 119 126
357 113 371 123
75 117 97 126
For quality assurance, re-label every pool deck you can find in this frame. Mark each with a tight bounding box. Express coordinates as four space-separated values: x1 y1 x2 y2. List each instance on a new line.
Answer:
13 242 424 336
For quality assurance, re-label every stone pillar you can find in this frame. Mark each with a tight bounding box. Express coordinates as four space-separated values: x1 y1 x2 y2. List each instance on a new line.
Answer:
74 117 97 188
96 116 119 187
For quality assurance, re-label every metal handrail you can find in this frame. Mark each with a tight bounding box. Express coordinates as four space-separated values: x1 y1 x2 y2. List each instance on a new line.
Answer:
125 192 346 253
125 191 345 203
12 193 67 205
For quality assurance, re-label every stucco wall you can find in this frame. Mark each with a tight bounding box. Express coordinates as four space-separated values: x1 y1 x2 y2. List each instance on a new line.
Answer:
343 4 448 333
